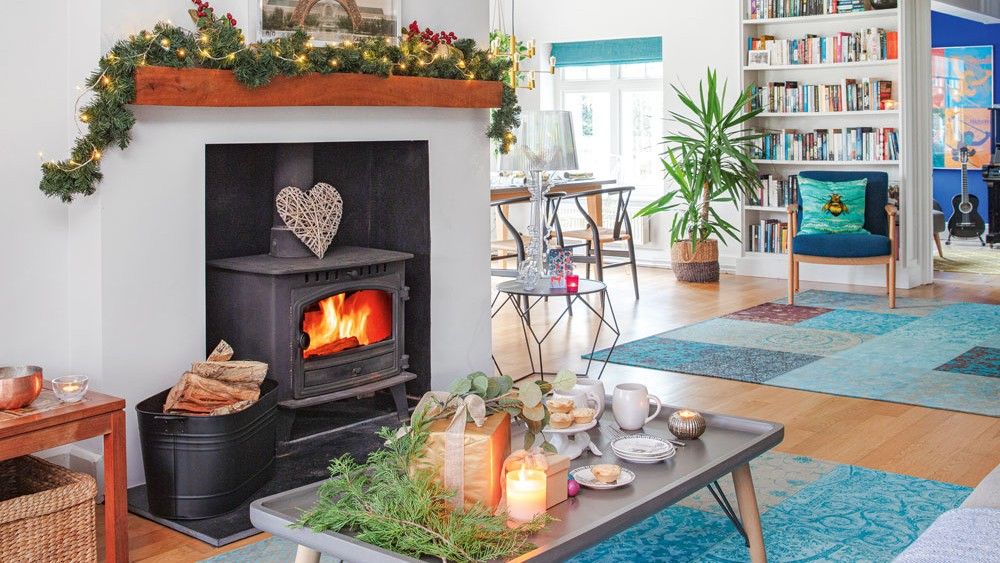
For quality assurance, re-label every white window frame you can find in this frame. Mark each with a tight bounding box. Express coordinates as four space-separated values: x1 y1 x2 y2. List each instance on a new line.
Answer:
552 63 664 205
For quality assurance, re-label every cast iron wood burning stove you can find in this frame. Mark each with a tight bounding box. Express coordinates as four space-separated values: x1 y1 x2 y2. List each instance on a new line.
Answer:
205 141 431 445
206 246 416 441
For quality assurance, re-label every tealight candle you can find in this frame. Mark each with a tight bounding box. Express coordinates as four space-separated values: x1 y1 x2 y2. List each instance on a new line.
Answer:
667 409 706 440
52 375 89 403
506 467 547 522
565 274 580 293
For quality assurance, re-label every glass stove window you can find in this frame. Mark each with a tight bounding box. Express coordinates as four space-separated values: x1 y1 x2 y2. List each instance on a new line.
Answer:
301 289 393 359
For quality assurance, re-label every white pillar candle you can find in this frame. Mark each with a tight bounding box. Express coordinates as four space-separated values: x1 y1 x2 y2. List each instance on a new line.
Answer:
506 467 546 522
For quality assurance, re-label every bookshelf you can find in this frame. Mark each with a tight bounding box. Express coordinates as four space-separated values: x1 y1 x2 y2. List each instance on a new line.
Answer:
758 109 898 117
742 7 898 25
736 1 909 280
743 59 899 71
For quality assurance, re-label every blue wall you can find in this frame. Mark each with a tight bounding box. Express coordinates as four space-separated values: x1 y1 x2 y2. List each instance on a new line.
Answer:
931 11 998 213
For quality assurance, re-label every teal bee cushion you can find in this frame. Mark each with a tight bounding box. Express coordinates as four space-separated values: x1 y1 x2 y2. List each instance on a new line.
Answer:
798 177 868 234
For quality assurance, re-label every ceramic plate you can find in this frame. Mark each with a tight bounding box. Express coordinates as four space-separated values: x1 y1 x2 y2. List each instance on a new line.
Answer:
614 449 676 464
570 465 636 490
610 435 673 456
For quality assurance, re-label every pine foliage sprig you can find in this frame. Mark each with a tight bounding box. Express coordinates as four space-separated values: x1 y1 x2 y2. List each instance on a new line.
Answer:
40 4 520 202
297 410 551 562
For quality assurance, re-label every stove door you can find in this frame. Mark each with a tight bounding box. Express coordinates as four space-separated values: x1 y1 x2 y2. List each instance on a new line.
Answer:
290 272 406 400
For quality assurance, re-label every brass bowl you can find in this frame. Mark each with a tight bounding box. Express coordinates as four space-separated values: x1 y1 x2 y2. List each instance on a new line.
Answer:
0 366 44 410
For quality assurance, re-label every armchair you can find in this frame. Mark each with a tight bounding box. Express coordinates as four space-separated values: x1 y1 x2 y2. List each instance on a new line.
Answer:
787 171 897 308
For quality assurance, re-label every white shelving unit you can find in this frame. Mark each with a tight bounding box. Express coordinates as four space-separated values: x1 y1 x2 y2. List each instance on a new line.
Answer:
741 7 898 25
736 3 908 280
757 109 899 117
743 59 899 71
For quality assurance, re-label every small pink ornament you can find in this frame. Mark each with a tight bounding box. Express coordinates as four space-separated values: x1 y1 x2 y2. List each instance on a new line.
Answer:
567 478 581 497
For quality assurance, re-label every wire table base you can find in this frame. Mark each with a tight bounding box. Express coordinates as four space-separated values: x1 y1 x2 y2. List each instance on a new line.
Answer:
491 279 620 380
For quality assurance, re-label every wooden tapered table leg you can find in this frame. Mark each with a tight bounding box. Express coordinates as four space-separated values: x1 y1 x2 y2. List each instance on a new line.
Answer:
294 545 322 563
732 463 767 563
104 410 129 562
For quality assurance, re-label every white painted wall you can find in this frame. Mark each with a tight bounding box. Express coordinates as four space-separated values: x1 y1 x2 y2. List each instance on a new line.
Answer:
0 3 72 375
3 0 492 487
495 0 744 267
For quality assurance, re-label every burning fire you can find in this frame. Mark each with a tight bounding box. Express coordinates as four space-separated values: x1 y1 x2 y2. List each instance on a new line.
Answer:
302 290 393 359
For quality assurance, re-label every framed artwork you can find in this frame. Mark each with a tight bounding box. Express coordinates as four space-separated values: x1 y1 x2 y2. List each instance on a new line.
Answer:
259 0 401 45
747 50 770 68
931 45 993 169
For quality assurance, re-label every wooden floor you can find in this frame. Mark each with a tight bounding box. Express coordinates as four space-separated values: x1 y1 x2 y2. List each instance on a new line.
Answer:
105 267 1000 562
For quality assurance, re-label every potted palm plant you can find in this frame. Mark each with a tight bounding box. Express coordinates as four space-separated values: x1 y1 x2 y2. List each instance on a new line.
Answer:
636 69 762 282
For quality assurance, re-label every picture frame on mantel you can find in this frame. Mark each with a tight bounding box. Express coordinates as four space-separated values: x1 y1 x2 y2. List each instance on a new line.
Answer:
258 0 402 45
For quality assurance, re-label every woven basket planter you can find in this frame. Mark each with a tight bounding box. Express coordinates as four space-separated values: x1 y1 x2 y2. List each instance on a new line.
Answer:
670 239 720 283
0 455 97 562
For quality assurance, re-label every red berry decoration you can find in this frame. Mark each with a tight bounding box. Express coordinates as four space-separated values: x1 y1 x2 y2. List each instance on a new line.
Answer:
567 478 581 497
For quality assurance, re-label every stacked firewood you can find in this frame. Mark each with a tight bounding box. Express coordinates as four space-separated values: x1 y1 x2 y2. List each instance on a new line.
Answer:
163 341 268 415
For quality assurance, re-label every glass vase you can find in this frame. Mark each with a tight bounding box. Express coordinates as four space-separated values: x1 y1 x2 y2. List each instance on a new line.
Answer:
518 170 547 290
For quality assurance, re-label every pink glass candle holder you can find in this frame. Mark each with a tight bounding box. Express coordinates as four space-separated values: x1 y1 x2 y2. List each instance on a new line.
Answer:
566 274 580 293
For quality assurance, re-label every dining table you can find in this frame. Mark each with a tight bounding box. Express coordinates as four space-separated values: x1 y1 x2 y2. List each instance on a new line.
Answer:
491 178 617 229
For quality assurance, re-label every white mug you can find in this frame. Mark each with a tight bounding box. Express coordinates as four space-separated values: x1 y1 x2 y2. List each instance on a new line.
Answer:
612 383 662 431
574 378 606 418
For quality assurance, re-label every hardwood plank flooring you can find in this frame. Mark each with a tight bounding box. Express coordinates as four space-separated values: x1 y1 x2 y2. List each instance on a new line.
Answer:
105 267 1000 562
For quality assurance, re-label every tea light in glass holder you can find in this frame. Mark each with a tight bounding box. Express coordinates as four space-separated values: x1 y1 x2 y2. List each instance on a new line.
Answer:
52 375 89 403
667 409 706 440
506 467 547 522
565 274 580 293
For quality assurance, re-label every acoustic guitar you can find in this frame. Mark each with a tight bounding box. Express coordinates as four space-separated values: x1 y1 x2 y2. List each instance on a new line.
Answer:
947 146 986 245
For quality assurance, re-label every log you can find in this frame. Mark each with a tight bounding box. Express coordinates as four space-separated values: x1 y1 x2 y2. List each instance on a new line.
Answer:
209 400 256 416
190 360 268 383
207 340 234 362
305 336 361 358
163 372 260 413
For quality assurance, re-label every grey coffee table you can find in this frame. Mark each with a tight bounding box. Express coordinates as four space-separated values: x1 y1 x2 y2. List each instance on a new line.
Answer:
250 405 783 563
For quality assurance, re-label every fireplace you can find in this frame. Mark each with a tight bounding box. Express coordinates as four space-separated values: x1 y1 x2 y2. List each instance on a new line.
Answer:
206 247 414 410
204 141 431 439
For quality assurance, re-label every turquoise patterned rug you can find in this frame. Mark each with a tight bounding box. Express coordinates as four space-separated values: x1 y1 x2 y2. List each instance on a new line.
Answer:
586 290 1000 417
201 452 969 562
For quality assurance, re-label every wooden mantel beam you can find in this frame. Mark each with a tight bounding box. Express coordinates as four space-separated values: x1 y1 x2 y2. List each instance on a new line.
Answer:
133 67 503 109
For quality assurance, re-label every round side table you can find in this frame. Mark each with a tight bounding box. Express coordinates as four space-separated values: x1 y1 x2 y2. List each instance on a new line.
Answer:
492 279 620 379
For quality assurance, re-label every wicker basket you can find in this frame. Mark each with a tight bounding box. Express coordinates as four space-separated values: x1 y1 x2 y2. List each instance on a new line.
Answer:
0 455 97 562
670 239 720 282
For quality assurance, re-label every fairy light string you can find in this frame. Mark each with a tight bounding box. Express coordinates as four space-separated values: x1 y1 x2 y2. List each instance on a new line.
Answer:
38 1 519 202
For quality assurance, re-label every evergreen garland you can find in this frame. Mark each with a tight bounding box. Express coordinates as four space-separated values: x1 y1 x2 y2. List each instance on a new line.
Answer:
296 370 577 561
41 3 519 202
297 405 551 562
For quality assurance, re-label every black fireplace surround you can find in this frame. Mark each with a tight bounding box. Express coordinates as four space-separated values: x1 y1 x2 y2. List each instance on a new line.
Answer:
204 141 432 410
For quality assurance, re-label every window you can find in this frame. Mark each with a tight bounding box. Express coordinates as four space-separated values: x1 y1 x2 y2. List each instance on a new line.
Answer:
554 62 664 202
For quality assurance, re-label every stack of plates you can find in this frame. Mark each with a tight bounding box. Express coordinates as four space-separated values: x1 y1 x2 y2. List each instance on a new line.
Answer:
610 434 676 464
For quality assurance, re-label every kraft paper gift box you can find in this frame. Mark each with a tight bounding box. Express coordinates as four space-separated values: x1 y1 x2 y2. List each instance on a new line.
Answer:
508 453 570 509
412 411 511 511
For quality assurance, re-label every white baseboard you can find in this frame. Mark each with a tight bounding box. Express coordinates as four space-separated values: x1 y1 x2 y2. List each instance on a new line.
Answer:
38 446 105 504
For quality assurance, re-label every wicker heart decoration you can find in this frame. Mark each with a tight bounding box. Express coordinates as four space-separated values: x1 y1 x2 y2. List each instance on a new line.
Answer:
276 183 344 258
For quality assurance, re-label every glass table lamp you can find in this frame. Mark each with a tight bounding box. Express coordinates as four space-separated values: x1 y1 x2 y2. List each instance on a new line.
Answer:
497 111 578 289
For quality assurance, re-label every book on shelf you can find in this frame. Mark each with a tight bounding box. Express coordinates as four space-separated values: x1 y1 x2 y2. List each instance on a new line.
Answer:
748 174 798 207
752 127 899 162
747 219 789 254
747 28 898 66
746 0 868 19
750 78 894 113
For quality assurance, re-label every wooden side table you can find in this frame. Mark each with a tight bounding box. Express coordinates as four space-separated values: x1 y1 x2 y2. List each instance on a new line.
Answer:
0 383 128 562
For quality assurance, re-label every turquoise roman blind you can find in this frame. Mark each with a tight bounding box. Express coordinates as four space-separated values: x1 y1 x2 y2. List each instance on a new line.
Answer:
550 37 662 68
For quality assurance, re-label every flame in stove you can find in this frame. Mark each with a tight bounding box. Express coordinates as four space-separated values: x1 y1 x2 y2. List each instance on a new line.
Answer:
302 289 393 359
